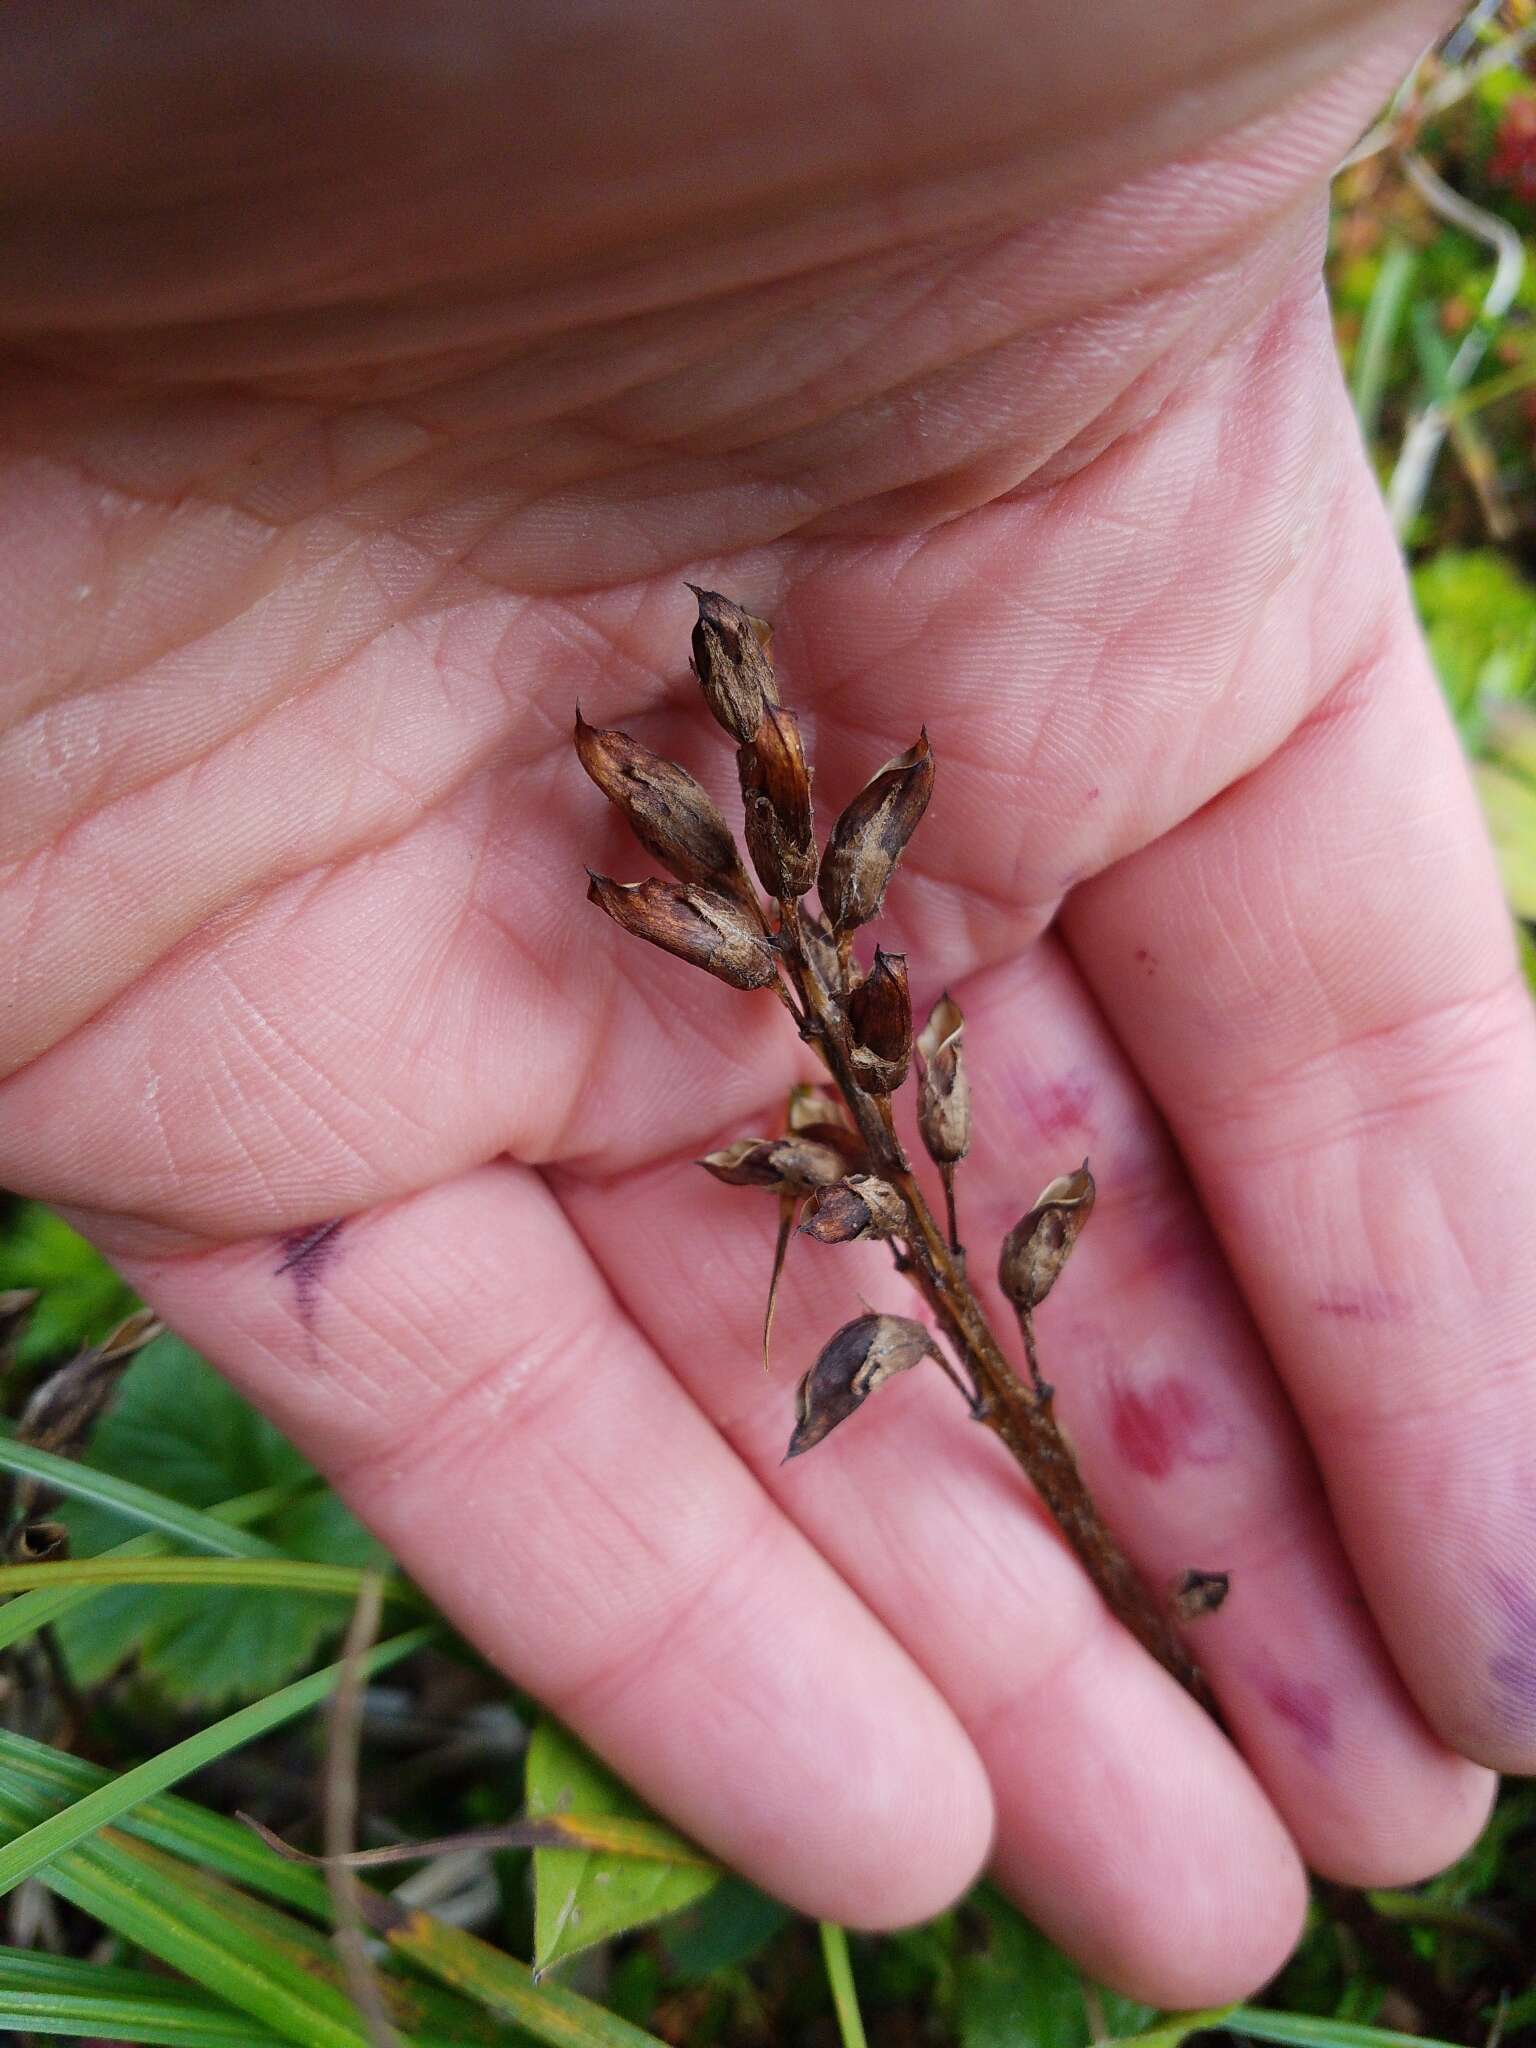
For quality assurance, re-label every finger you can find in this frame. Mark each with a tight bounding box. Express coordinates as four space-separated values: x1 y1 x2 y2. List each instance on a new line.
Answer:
100 1161 993 1925
952 941 1494 1877
1065 521 1536 1773
552 1070 1313 2003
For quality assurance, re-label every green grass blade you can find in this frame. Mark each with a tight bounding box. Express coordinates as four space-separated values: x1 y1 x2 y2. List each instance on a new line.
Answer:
1105 2008 1234 2048
1350 237 1417 443
0 1434 284 1555
0 1626 432 1894
1229 2008 1469 2048
376 1902 671 2048
0 1483 306 1652
0 1944 285 2045
818 1922 869 2048
0 1555 420 1600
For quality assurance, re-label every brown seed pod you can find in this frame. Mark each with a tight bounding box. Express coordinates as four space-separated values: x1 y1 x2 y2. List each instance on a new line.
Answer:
573 711 758 912
799 1174 906 1244
818 731 934 934
847 949 912 1094
915 992 970 1166
785 1312 938 1458
688 586 781 743
699 1136 848 1192
738 703 817 899
587 874 779 991
998 1162 1096 1312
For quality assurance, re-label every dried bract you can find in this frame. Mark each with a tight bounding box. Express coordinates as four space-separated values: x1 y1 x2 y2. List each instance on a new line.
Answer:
739 703 817 898
800 1174 905 1243
573 712 756 909
1171 1569 1231 1622
916 993 970 1165
998 1162 1096 1312
847 948 911 1094
587 874 778 991
688 586 781 743
818 731 934 934
700 1136 846 1192
785 1312 937 1458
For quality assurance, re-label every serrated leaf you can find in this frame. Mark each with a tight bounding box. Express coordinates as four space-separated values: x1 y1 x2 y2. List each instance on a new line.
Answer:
47 1333 386 1705
0 1203 137 1367
527 1718 718 1973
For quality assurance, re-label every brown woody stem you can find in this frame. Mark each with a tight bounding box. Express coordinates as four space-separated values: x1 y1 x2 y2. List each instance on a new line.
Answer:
777 900 1211 1709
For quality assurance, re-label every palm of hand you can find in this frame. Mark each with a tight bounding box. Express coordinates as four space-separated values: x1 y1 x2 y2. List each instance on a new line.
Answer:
3 0 1532 2004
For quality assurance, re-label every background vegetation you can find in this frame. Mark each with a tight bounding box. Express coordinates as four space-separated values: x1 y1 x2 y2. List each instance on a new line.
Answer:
6 9 1536 2045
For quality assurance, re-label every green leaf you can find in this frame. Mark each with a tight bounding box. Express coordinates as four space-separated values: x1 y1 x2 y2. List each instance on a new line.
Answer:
1413 549 1536 739
1229 2007 1471 2048
820 1922 869 2048
954 1887 1094 2048
526 1717 718 1973
660 1876 791 1982
0 1944 286 2046
27 1332 391 1705
1473 760 1536 917
0 1626 432 1895
0 1202 137 1366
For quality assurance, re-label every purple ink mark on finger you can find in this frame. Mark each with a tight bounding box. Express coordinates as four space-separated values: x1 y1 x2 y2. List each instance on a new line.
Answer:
1034 1072 1097 1140
1259 1671 1334 1757
1312 1288 1408 1324
1107 1374 1235 1481
276 1218 345 1326
1488 1570 1536 1734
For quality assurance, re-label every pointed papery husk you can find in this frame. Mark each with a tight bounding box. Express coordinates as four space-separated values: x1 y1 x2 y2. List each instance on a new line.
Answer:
587 874 779 991
997 1161 1096 1311
739 703 817 898
699 1136 847 1191
916 991 971 1165
688 586 781 743
847 949 911 1094
818 731 934 933
784 1312 936 1458
573 711 759 913
799 1175 905 1244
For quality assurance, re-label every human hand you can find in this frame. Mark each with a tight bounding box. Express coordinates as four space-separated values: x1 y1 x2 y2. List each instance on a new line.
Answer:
2 0 1525 2002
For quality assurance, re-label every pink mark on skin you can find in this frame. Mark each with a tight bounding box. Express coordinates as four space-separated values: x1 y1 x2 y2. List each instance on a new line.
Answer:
1259 1671 1334 1757
1084 786 1101 802
1033 1072 1097 1140
1312 1288 1409 1324
1106 1374 1235 1481
1488 1570 1536 1736
1133 948 1157 975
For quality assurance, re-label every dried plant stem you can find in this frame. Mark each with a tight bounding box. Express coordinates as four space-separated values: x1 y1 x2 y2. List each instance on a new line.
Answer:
778 900 1210 1706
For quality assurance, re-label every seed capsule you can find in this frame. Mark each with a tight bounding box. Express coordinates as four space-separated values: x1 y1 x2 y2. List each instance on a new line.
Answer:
688 586 781 743
739 703 818 898
818 731 934 934
785 1312 938 1458
915 993 970 1166
573 711 758 910
799 1175 906 1244
998 1162 1096 1312
587 874 779 991
1171 1568 1231 1622
847 949 912 1094
699 1136 847 1191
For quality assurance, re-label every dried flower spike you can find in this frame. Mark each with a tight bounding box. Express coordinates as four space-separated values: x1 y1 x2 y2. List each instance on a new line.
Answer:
575 590 1222 1712
998 1162 1096 1313
587 874 778 991
818 731 933 934
785 1312 937 1459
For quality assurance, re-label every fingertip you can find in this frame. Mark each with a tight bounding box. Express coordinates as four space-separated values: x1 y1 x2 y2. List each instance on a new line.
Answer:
1304 1753 1496 1891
